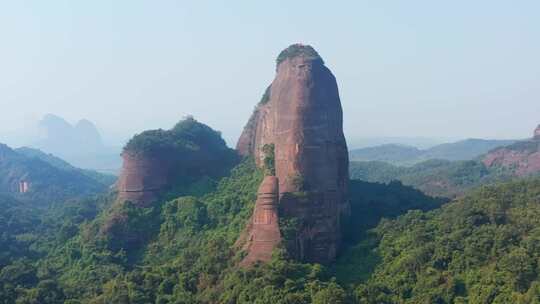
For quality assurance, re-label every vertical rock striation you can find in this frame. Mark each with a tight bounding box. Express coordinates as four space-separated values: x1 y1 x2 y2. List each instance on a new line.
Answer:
237 44 349 264
239 176 281 266
116 150 175 207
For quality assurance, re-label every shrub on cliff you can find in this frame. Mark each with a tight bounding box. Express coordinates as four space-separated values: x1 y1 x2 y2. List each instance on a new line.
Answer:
124 116 230 156
259 85 272 105
276 44 324 67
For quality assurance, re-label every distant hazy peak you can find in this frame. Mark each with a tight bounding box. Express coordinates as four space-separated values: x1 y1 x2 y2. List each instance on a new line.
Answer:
0 143 16 156
75 118 96 127
40 113 72 128
534 124 540 140
75 119 102 143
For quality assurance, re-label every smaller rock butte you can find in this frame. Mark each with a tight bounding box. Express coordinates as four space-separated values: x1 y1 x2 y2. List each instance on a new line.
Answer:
535 124 540 140
239 176 281 267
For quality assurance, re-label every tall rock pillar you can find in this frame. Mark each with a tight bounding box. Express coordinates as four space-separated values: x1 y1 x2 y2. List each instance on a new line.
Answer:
237 44 349 264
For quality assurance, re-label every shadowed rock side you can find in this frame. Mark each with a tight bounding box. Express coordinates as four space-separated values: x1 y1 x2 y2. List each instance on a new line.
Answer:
239 176 281 266
116 151 173 207
237 44 349 264
482 125 540 177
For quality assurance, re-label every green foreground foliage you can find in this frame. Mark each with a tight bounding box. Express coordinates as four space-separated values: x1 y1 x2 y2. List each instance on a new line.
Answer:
356 178 540 303
3 154 540 303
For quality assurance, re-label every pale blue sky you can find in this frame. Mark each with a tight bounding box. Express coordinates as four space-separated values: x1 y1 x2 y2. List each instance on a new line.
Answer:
1 1 539 147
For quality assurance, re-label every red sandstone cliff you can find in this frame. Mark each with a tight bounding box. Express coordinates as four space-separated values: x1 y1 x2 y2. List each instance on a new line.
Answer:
116 151 175 207
482 125 540 177
239 176 281 266
237 44 349 264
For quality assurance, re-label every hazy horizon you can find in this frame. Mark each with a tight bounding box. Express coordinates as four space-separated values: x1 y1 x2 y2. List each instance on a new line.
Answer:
1 1 539 149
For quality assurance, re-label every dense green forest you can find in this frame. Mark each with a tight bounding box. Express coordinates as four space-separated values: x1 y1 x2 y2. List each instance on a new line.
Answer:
0 157 448 303
15 147 116 187
0 143 114 206
355 178 540 303
349 159 523 198
3 145 540 303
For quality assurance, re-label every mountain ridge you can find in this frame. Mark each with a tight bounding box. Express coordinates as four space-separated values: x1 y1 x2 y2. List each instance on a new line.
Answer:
350 138 516 165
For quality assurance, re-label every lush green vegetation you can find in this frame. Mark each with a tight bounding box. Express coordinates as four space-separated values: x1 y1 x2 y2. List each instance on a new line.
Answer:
0 192 113 303
0 143 112 205
355 178 540 303
4 142 540 304
122 117 238 199
15 146 116 187
262 143 275 176
0 154 453 303
276 44 324 67
124 116 230 156
350 159 522 198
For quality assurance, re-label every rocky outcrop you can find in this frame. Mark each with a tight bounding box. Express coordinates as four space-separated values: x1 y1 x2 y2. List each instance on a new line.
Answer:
482 125 540 177
117 151 176 207
237 44 349 264
117 117 237 207
239 176 281 266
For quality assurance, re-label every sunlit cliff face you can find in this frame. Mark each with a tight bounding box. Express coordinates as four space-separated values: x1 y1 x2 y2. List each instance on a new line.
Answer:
236 44 349 264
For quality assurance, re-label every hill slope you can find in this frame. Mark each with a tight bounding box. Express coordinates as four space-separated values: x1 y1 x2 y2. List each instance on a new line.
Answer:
355 178 540 303
349 159 518 198
482 138 540 177
15 147 116 186
0 143 112 205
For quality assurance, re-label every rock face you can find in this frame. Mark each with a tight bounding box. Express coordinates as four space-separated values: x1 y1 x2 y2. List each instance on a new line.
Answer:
482 125 540 177
237 44 349 264
239 176 281 266
117 151 176 207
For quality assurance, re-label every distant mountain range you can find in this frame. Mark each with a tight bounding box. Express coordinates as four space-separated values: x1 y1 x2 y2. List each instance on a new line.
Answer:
0 143 115 205
347 136 450 150
349 138 516 165
0 114 123 174
350 132 540 198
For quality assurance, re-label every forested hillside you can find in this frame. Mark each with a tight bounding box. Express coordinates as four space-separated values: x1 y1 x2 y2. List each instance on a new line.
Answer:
355 178 540 303
0 157 447 303
349 159 528 198
3 149 540 304
0 143 114 205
